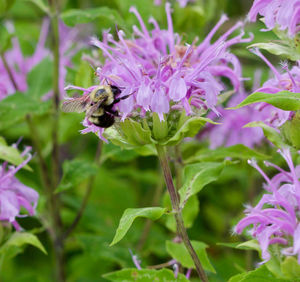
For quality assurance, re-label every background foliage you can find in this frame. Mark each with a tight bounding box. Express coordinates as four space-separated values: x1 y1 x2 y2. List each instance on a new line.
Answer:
0 0 297 281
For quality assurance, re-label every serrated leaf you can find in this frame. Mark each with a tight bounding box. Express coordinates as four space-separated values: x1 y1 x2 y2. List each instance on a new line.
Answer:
163 117 218 146
281 257 300 280
61 7 126 28
244 121 285 148
229 265 289 282
179 162 225 207
103 268 189 282
185 144 269 164
249 42 300 61
110 207 166 246
0 232 47 256
229 91 300 111
166 240 215 273
56 159 98 193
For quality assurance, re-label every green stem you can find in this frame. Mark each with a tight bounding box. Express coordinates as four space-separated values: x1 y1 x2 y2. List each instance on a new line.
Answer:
155 144 208 282
1 52 19 91
49 1 64 280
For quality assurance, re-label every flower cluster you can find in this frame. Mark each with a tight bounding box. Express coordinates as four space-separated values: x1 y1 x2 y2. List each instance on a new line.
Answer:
235 148 300 263
0 144 39 231
248 0 300 37
67 3 251 141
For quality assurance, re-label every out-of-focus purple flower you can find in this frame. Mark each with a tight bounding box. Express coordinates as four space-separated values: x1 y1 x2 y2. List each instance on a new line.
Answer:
248 0 300 37
154 0 195 7
235 148 300 263
0 145 39 231
66 4 251 141
205 90 267 149
0 20 50 98
0 20 82 101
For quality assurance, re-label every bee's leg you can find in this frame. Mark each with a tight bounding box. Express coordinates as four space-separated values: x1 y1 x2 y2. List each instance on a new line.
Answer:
112 94 131 104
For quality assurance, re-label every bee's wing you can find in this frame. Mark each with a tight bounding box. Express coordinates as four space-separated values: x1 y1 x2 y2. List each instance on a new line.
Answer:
61 96 89 113
85 97 107 118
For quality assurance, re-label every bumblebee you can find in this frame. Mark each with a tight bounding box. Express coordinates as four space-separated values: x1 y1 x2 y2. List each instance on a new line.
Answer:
62 85 129 128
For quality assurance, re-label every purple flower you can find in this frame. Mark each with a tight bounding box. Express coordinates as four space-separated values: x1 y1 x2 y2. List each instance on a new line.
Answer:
205 90 267 149
0 144 39 231
66 4 251 141
0 20 82 101
0 20 50 98
235 148 300 263
248 0 300 37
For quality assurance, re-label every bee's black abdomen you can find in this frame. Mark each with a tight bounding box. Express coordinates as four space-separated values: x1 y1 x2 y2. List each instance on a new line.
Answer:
90 113 115 128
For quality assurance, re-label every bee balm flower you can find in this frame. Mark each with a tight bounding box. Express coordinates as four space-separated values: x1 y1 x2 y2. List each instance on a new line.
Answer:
248 0 300 37
66 4 252 144
0 145 39 231
235 148 300 263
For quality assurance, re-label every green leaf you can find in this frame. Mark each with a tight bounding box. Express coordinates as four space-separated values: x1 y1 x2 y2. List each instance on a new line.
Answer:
0 93 51 130
229 91 300 111
23 0 49 14
56 159 98 193
0 58 53 130
244 121 285 148
249 42 300 61
0 138 30 169
152 113 168 141
75 60 93 89
185 144 269 164
103 268 189 282
163 116 218 146
179 162 225 207
281 257 300 280
110 207 166 246
166 240 215 273
280 111 300 150
229 265 289 282
61 7 126 28
27 57 53 99
119 118 154 146
0 232 47 257
218 240 261 252
164 195 199 232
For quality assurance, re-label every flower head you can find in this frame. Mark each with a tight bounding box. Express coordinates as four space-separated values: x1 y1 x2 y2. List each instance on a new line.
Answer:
66 4 251 142
235 148 300 263
0 144 39 231
248 0 300 37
